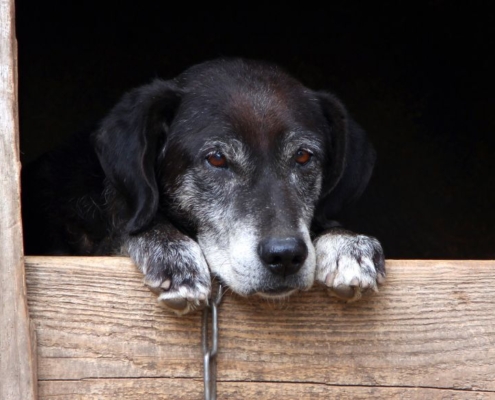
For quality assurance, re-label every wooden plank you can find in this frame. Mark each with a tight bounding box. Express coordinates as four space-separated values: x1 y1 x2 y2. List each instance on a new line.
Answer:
25 257 495 398
38 378 495 400
0 0 38 399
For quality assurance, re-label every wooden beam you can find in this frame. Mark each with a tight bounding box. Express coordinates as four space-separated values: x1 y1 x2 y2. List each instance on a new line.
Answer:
25 257 495 399
0 1 38 399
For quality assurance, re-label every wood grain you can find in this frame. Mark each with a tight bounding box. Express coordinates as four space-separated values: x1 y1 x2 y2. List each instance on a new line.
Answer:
0 1 38 399
38 378 495 400
25 257 495 398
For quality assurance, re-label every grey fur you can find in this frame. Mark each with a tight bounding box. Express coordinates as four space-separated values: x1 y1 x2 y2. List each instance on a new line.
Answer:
123 222 211 315
314 229 386 301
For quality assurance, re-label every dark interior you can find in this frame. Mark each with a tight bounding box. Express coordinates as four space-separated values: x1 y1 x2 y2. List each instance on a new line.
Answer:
15 2 495 259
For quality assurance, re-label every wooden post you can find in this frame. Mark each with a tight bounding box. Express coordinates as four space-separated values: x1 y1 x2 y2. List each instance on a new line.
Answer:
0 0 38 398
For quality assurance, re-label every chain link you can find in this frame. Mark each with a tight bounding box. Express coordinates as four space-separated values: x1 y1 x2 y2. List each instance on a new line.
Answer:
202 284 223 400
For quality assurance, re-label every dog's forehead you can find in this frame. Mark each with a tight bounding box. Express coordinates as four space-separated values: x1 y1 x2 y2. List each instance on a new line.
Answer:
179 60 323 150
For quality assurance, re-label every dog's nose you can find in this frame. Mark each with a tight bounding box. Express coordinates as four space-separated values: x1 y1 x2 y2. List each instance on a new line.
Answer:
258 237 308 276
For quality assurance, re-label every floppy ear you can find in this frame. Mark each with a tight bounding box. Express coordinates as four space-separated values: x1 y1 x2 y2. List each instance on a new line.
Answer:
314 91 376 225
92 79 182 234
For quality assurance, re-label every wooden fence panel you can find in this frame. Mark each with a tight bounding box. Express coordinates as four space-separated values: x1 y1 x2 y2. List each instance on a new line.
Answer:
25 257 495 399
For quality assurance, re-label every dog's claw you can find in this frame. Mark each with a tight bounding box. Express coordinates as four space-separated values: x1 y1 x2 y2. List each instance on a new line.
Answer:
144 277 210 315
160 297 188 311
144 278 173 294
158 290 209 315
160 279 172 290
152 277 211 315
329 284 359 300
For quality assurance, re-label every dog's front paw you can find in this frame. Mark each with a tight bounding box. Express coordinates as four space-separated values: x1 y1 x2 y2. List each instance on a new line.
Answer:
314 230 385 301
127 235 211 315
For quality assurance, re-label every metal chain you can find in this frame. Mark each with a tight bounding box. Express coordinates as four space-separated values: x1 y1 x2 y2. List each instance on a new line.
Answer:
202 284 223 400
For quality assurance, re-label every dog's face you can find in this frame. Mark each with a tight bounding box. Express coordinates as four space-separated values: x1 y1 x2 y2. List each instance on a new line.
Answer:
161 63 329 296
93 59 376 298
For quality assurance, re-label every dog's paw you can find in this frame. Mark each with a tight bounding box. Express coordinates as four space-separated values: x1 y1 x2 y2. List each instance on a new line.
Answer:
127 235 211 315
314 230 385 301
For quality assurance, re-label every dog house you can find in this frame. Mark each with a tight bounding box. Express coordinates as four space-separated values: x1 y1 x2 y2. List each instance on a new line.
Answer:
2 1 495 398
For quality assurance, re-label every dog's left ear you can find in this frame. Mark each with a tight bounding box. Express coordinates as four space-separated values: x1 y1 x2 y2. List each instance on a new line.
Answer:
314 91 377 224
92 79 182 234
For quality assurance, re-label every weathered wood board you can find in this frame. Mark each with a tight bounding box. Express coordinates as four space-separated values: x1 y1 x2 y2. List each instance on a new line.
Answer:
25 257 495 399
0 0 37 398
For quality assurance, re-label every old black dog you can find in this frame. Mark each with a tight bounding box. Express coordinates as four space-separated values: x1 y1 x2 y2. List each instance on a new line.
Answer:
23 58 385 314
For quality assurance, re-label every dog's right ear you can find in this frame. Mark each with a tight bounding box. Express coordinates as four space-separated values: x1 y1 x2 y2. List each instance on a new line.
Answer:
92 79 182 234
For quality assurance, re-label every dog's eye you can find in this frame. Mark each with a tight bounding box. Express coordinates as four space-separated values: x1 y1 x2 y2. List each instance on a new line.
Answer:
206 151 228 168
294 149 313 165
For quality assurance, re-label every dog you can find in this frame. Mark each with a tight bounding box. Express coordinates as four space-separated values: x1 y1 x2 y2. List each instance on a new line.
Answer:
22 58 385 314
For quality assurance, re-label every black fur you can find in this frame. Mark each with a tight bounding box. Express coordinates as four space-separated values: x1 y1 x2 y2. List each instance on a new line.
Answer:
22 58 383 311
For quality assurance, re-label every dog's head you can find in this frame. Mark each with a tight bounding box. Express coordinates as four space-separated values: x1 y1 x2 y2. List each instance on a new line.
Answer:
93 58 375 297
